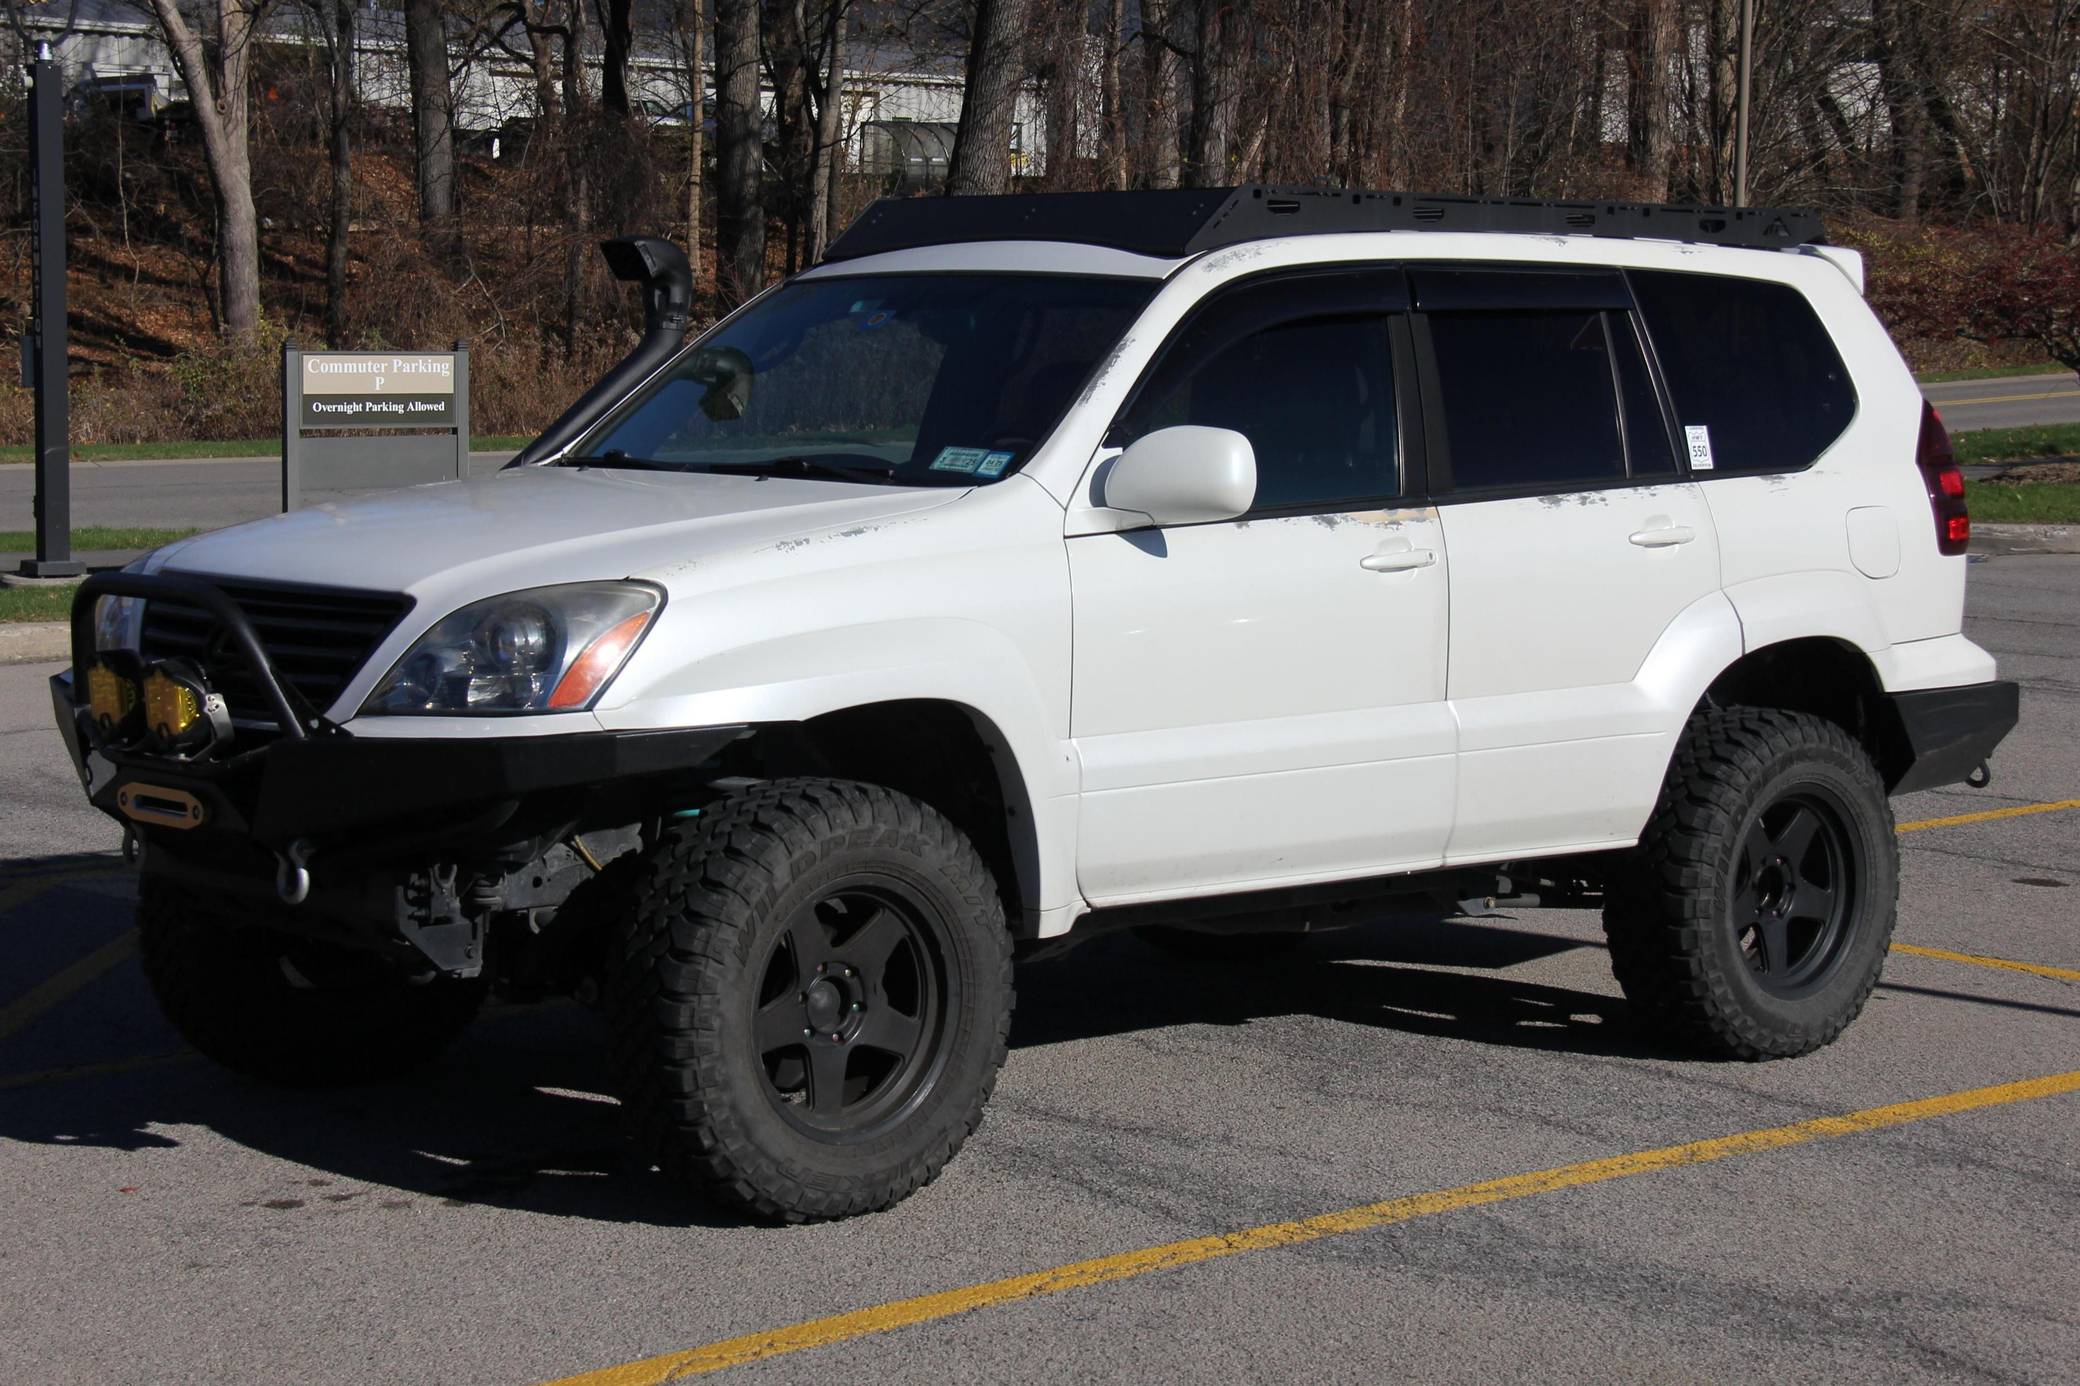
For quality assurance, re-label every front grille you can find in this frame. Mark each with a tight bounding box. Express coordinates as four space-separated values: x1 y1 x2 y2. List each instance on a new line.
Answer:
138 579 413 731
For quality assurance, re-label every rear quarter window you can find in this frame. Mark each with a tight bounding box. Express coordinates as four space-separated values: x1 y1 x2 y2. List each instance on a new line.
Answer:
1629 269 1856 475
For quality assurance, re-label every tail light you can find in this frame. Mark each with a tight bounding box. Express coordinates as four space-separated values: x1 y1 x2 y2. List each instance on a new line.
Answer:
1916 401 1969 557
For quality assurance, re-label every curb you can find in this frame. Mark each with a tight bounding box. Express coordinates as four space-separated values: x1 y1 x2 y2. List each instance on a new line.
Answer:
0 621 68 664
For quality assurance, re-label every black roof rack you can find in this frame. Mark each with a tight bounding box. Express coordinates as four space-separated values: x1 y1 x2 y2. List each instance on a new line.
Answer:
822 185 1826 263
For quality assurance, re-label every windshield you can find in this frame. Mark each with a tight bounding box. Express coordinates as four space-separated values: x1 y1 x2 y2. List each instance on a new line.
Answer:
572 273 1155 485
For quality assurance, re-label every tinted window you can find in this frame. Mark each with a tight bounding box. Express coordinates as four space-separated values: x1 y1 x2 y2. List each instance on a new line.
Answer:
1629 270 1855 474
1427 310 1625 490
1124 296 1397 512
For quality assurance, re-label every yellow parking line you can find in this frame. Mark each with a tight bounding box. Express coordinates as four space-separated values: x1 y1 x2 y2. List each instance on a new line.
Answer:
0 1050 191 1092
541 1068 2080 1386
1897 799 2080 833
0 928 140 1043
1938 388 2080 406
1892 942 2080 983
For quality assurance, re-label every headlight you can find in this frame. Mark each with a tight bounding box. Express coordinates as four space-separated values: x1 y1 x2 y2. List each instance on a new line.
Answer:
93 596 145 653
363 582 662 715
93 558 151 653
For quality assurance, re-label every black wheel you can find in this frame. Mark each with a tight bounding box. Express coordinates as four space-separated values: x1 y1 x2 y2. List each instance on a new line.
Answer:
138 879 488 1086
605 778 1013 1222
1604 707 1898 1059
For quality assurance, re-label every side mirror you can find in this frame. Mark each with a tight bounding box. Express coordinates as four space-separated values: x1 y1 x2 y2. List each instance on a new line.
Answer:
1099 426 1256 526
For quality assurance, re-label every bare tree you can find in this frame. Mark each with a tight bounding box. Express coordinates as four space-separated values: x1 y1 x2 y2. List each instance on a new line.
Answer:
673 0 707 255
947 0 1029 195
807 0 849 261
141 0 266 336
1625 0 1675 199
406 0 457 240
305 0 356 346
715 0 765 305
1138 0 1182 187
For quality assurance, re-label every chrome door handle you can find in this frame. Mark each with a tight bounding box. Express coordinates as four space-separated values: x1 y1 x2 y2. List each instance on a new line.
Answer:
1360 548 1436 573
1628 525 1696 548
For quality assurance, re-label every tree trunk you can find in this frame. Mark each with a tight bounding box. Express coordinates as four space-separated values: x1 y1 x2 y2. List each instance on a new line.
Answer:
1871 0 1930 221
323 0 355 347
406 0 457 241
807 0 847 263
1139 0 1181 188
1185 1 1236 187
1625 0 1674 199
947 0 1030 196
714 0 766 306
1704 0 1737 202
1102 0 1126 189
681 0 706 259
144 0 262 337
603 0 635 115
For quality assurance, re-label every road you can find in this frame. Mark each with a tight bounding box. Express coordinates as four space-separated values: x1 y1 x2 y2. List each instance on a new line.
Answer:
1923 371 2080 432
1 372 2075 536
2 559 2077 1384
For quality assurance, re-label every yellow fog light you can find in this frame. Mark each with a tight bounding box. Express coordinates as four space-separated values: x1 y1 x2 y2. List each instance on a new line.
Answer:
86 663 140 736
140 661 231 754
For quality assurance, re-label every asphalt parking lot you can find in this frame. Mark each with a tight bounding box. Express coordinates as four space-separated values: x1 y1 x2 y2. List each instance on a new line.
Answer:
3 558 2076 1386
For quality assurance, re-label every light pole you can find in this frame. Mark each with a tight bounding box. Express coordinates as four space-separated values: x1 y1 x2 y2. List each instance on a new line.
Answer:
22 41 82 578
1733 0 1754 208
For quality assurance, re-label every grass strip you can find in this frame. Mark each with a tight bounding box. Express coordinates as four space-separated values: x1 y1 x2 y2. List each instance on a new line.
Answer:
1964 479 2080 525
0 583 79 623
0 435 531 463
0 526 201 553
1951 422 2080 464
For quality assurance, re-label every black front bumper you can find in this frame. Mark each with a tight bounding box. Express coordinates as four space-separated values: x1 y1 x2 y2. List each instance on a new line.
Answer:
54 666 745 847
1883 680 2020 795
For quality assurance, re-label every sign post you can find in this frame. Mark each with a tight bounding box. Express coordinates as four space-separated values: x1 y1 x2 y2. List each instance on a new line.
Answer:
281 342 470 510
21 51 83 578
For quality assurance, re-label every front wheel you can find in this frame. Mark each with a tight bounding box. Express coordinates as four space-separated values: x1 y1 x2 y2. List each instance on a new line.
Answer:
1604 707 1898 1059
605 779 1014 1222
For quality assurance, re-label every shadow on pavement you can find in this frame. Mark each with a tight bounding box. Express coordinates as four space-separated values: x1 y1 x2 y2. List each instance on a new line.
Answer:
0 859 1675 1228
1012 922 1674 1060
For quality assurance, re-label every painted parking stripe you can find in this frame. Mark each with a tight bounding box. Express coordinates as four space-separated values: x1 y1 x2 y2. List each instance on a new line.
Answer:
1892 943 2080 984
1897 799 2080 833
539 1068 2080 1386
0 928 140 1043
0 1050 191 1092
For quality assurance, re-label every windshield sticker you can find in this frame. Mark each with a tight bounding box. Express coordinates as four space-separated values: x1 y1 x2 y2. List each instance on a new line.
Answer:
977 450 1016 478
1685 424 1715 471
929 446 989 474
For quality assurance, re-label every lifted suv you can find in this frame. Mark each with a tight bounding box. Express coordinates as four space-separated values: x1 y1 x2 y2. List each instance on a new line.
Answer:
56 187 2018 1221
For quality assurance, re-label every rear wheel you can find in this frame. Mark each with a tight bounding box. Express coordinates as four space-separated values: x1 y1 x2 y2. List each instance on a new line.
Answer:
605 778 1013 1222
138 880 487 1086
1604 707 1897 1059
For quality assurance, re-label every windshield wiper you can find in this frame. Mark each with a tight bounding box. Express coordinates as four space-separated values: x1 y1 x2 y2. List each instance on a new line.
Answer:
554 450 677 470
701 456 905 484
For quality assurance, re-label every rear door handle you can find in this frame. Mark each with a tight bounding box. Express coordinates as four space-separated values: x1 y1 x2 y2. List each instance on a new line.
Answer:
1628 525 1696 548
1360 548 1436 573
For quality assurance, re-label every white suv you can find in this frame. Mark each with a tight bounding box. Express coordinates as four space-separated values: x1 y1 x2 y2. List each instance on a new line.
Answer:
55 187 2018 1222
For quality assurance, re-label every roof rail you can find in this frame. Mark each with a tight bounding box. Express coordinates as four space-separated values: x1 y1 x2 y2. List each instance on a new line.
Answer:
823 185 1826 263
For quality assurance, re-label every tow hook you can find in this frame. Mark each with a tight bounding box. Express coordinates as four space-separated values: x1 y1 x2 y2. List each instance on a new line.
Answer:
1966 761 1992 789
275 838 314 905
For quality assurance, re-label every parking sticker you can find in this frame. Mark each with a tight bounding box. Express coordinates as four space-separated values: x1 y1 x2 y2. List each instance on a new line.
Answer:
977 450 1016 478
929 447 989 474
1685 424 1715 471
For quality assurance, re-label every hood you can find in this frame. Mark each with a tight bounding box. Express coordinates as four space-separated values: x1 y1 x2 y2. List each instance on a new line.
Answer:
151 465 963 600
